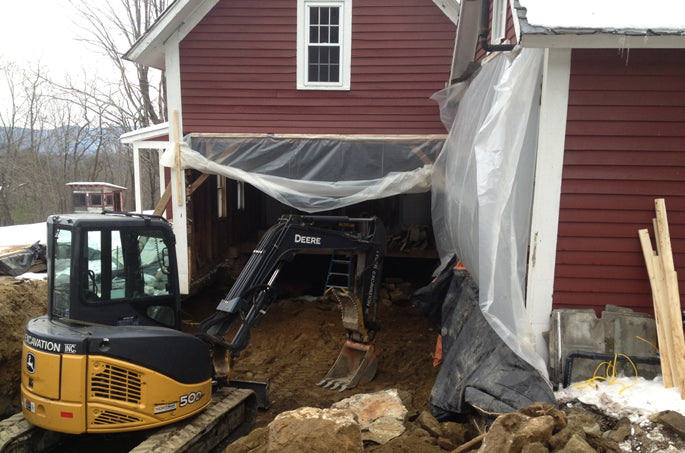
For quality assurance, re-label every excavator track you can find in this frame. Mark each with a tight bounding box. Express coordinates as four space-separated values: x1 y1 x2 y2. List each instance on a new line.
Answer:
0 413 61 453
130 387 257 453
0 388 257 453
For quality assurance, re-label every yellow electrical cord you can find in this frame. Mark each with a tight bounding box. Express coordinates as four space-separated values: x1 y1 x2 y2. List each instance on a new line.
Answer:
636 335 659 352
574 353 639 395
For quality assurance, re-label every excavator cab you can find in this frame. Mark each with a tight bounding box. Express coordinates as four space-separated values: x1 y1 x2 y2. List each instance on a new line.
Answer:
47 213 180 328
21 212 218 435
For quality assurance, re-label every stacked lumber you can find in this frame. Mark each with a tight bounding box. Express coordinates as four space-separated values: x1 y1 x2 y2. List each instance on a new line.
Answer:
638 198 685 398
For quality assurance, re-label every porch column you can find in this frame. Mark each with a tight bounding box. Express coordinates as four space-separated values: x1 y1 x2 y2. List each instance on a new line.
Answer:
525 48 572 360
165 31 190 294
132 144 143 213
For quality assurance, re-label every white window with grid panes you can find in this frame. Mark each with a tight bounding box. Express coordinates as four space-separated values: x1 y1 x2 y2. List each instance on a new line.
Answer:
297 0 351 90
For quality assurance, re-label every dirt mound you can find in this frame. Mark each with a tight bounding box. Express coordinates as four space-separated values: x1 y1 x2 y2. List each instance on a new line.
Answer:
226 295 440 429
0 276 48 418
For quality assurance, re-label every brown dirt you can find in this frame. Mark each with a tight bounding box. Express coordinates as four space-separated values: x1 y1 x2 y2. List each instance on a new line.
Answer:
0 276 48 418
181 270 450 452
179 263 441 428
226 296 440 429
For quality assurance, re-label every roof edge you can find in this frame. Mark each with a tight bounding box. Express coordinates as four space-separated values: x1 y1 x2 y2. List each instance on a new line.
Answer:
123 0 220 69
515 1 685 48
120 122 170 143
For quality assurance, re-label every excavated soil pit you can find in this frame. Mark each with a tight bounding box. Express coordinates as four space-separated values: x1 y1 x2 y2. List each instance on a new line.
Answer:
180 254 442 430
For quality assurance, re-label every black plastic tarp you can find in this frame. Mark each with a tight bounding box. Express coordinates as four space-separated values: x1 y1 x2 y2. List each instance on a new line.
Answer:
0 242 45 277
411 257 556 421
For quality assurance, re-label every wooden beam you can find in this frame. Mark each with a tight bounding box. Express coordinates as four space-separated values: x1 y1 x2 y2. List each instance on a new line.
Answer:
186 143 240 196
172 110 182 206
639 198 685 397
654 199 685 397
187 174 210 196
639 228 675 388
153 183 172 217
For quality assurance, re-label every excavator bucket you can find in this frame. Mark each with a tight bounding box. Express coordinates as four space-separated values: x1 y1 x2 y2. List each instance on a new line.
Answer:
317 340 378 391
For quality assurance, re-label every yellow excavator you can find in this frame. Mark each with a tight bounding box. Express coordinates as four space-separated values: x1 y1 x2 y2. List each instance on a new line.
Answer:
4 212 385 452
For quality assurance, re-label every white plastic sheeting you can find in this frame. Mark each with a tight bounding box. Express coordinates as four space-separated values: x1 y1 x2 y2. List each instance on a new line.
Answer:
431 48 547 376
160 135 444 213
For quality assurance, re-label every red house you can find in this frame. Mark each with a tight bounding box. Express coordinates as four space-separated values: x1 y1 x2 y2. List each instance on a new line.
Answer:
446 0 685 358
123 0 685 372
122 0 457 293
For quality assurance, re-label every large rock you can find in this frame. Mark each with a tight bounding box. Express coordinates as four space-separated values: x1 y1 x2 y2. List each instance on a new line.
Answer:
332 388 407 444
651 410 685 439
266 407 363 453
477 406 569 453
416 410 443 438
564 433 597 453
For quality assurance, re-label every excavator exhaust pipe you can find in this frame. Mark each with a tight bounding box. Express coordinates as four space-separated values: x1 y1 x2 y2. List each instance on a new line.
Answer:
317 340 378 392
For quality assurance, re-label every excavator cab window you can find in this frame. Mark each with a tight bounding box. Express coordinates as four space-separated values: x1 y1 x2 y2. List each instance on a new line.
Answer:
82 229 172 302
52 228 72 319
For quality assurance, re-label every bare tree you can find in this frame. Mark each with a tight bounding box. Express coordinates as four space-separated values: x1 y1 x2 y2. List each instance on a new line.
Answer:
0 63 49 225
0 2 169 224
70 0 168 129
68 0 169 210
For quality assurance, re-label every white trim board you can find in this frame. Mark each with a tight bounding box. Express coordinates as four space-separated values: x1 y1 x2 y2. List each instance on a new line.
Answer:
525 48 571 361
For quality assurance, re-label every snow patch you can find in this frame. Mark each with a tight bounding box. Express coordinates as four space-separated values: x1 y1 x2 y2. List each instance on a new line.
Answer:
556 376 685 424
0 222 46 251
520 0 685 31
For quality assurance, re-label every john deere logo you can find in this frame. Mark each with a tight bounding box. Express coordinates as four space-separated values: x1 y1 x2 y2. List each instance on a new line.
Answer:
26 352 36 374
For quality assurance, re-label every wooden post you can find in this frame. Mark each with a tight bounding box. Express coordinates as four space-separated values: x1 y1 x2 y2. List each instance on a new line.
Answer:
639 198 685 397
172 110 182 206
153 183 172 217
654 199 685 397
639 228 675 387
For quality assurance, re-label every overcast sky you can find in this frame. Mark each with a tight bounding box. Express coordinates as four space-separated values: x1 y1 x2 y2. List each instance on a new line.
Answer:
0 0 106 78
0 0 130 114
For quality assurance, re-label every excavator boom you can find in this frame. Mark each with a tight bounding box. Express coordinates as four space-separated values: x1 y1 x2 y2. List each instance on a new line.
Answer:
197 214 386 389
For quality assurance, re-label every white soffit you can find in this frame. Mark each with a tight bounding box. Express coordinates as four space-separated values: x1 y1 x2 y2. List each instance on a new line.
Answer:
432 0 461 25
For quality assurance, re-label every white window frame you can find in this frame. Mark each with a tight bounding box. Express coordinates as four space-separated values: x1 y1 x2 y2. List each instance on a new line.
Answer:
297 0 352 90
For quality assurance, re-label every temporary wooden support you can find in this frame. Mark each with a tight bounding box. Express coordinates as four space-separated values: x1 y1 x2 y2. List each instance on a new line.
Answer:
172 110 183 206
153 183 172 217
639 198 685 398
185 143 242 197
186 174 211 197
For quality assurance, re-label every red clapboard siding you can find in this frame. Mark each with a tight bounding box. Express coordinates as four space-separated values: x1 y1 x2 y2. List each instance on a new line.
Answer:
553 49 685 316
179 0 454 135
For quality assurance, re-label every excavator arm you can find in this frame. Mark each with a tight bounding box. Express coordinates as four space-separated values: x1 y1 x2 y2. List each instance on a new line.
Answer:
196 215 385 390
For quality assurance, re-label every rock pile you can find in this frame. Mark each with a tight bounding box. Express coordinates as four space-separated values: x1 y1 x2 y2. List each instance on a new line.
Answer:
225 394 685 453
379 277 414 307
